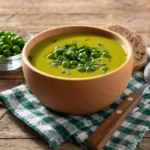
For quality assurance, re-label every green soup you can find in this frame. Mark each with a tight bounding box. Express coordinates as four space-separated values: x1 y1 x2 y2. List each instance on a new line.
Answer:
29 33 127 78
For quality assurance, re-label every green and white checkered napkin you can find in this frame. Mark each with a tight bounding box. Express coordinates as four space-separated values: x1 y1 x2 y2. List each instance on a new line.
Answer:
1 68 150 149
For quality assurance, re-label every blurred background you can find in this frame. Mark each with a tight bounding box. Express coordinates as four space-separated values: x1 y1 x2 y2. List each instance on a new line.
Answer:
0 0 149 45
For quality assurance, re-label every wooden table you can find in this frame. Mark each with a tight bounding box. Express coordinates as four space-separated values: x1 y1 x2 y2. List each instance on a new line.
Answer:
0 0 150 149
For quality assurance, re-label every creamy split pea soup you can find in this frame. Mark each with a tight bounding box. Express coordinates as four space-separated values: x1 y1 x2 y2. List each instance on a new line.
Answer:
29 33 127 78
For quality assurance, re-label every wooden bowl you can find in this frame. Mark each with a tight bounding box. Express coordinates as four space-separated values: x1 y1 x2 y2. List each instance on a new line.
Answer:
22 26 133 115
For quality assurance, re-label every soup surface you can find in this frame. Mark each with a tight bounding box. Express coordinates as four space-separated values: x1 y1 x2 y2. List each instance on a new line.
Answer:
29 33 127 78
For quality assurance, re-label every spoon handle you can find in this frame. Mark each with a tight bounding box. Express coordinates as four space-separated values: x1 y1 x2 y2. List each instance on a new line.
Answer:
86 92 141 150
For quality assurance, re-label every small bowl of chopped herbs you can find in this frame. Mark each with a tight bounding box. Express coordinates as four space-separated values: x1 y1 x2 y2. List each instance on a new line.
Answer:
0 28 32 71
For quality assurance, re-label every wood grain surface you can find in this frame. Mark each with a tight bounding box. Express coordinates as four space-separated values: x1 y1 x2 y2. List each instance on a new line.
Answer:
0 0 150 149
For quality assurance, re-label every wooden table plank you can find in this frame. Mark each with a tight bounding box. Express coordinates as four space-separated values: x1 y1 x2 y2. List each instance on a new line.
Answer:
0 13 149 44
0 69 24 79
0 139 81 150
0 79 25 92
136 138 150 150
0 0 149 15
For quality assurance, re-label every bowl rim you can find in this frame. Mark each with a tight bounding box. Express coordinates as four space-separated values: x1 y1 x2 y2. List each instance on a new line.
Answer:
22 25 133 81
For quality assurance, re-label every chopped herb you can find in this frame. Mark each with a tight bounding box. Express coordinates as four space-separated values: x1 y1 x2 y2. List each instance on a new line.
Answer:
102 50 111 58
96 62 106 65
85 39 89 41
42 54 46 57
28 55 33 62
52 39 57 43
98 43 104 47
66 70 71 75
61 69 66 74
52 66 57 68
100 66 108 73
107 58 111 62
51 61 59 67
73 40 77 44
